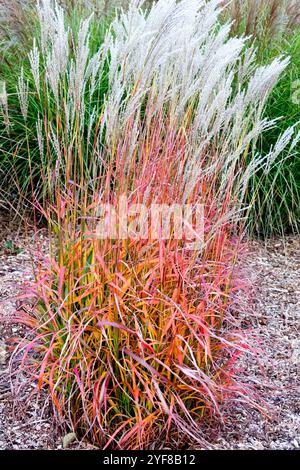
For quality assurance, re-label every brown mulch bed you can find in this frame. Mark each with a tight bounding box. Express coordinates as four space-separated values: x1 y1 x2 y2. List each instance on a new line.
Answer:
213 237 300 450
0 211 60 449
0 210 299 449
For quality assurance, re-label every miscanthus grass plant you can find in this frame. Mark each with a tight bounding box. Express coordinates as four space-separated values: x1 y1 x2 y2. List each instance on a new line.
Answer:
223 0 300 236
8 0 299 449
247 29 300 236
223 0 300 58
0 0 118 205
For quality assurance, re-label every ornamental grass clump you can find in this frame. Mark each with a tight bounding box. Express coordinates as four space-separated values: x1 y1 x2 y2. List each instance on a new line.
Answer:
222 0 300 236
0 0 113 204
246 29 300 237
11 0 299 449
223 0 300 56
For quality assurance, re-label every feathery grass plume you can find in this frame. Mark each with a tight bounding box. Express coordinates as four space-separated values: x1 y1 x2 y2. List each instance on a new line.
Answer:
28 38 40 94
17 67 29 121
0 80 10 129
11 0 300 449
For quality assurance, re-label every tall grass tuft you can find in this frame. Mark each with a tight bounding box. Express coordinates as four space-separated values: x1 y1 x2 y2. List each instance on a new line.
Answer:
246 27 300 236
0 0 117 206
223 0 300 58
10 0 299 449
223 0 300 236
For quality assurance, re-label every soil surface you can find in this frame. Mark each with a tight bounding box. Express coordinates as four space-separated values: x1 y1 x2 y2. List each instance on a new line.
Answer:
0 211 299 449
212 237 300 450
0 211 61 449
